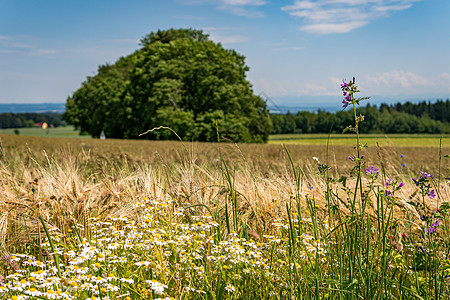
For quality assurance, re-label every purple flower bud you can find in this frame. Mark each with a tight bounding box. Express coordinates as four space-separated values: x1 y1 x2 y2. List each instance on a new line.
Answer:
342 99 350 108
429 189 436 199
420 171 433 178
341 79 348 90
426 226 437 234
366 166 379 176
432 219 441 227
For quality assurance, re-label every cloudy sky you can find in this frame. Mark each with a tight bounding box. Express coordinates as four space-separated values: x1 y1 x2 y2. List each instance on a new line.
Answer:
1 0 449 108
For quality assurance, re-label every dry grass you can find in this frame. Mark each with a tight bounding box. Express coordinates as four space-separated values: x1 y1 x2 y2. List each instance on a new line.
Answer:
0 134 448 254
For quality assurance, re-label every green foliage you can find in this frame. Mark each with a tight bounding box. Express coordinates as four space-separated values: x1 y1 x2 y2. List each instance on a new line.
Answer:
64 54 137 139
64 28 272 142
270 101 450 134
0 112 66 129
140 27 209 45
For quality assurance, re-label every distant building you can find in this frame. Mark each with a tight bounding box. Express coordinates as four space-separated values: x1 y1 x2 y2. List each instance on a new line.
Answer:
34 122 55 128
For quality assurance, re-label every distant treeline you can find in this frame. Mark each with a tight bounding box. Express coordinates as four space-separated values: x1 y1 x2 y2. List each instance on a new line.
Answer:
0 112 66 129
271 99 450 134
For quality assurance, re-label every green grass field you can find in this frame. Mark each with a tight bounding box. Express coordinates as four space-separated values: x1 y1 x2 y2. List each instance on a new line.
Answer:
269 133 450 147
0 125 90 138
1 126 448 147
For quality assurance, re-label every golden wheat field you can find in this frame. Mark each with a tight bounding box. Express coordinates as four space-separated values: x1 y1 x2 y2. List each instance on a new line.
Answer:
0 133 449 299
1 134 448 240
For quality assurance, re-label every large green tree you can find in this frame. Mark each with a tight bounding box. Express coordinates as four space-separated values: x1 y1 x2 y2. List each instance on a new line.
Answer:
64 28 272 143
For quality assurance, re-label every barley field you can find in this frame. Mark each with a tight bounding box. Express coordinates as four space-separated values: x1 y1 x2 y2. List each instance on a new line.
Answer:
0 132 449 299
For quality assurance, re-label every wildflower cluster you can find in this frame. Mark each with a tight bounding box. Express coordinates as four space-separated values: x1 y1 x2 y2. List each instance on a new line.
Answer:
0 195 335 299
384 179 404 198
365 166 379 178
413 171 436 199
341 78 355 108
313 157 331 176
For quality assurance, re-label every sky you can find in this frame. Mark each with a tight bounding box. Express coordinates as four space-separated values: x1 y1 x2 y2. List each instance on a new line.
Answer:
1 0 449 109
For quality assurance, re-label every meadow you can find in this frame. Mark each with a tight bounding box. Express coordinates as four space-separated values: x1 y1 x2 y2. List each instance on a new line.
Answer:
0 127 449 299
0 126 89 139
2 125 450 148
1 78 450 299
270 133 450 147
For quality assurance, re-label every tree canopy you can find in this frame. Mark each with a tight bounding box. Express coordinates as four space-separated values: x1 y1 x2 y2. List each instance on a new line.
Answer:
64 28 272 143
270 100 450 135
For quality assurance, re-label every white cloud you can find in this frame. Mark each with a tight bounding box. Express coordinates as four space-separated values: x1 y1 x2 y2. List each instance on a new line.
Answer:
301 21 368 34
374 4 413 12
282 0 421 34
221 0 266 5
253 77 338 97
218 0 267 16
364 70 427 89
0 35 61 57
179 0 267 17
205 27 249 44
252 71 450 99
210 33 248 43
362 70 450 95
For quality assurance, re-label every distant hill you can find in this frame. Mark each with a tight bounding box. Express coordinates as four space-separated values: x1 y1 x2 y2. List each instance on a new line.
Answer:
0 103 66 113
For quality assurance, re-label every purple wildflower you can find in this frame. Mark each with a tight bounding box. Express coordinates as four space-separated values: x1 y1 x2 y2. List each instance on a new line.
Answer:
429 189 436 199
398 182 404 188
426 219 441 234
366 166 379 176
385 179 392 186
400 154 404 158
342 97 351 108
341 79 352 108
420 171 433 178
426 226 437 234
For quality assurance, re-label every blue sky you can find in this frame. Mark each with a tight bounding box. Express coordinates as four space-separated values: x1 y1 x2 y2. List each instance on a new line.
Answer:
1 0 449 108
